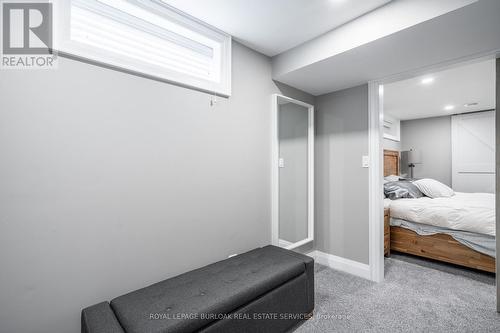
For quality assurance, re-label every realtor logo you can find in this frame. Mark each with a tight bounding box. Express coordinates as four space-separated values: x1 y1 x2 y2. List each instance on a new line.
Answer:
1 1 57 69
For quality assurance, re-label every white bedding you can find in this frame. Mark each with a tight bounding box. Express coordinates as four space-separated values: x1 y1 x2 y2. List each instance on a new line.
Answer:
384 198 392 209
388 192 495 236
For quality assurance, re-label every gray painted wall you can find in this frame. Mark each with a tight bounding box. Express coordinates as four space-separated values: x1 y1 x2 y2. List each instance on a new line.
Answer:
278 102 308 243
0 41 314 333
315 84 369 264
400 116 452 185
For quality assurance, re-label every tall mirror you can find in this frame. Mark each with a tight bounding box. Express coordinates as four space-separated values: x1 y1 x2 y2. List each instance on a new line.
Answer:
272 94 314 250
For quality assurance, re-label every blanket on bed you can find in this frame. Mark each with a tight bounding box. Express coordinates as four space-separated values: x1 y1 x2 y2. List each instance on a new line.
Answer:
388 192 495 236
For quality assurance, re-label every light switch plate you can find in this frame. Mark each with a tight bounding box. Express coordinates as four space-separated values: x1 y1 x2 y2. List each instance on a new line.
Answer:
279 158 285 168
362 155 370 168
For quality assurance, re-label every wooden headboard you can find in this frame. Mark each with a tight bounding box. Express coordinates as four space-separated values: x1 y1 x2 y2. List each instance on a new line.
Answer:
384 150 399 176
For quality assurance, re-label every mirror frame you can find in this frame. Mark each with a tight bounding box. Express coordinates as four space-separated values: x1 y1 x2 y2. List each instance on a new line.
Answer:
271 94 314 250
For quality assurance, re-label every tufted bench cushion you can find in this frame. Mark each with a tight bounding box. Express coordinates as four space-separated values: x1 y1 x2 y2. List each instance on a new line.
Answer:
108 245 309 333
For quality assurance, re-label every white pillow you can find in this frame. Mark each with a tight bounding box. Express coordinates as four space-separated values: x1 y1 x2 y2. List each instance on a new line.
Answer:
413 178 454 198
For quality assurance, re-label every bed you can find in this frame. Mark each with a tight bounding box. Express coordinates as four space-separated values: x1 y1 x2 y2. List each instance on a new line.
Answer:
384 149 496 273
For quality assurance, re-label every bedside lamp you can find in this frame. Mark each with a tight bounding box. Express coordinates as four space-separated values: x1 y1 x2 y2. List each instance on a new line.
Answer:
407 149 422 179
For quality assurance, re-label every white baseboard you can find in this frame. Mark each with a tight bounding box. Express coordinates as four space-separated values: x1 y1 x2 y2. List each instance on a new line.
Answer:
308 250 371 280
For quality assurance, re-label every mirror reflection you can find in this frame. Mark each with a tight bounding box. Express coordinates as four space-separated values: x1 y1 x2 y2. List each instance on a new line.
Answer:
278 98 309 247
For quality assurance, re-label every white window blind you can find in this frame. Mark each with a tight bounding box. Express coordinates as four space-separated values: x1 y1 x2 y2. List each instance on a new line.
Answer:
58 0 231 96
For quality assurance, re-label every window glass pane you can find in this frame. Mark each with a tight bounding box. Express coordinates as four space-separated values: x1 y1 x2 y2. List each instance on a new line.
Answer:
62 0 231 95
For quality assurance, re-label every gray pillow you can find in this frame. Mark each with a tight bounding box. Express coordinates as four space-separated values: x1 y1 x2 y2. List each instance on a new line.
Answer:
384 181 424 200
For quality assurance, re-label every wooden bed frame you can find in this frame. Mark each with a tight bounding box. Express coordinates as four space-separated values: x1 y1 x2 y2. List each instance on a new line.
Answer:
383 149 495 273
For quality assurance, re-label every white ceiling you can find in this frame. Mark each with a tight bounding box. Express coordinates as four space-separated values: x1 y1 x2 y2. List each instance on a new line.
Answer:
161 0 392 56
384 59 496 121
271 0 500 96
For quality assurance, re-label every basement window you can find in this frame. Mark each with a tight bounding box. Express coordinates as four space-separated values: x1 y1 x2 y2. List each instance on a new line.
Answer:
59 0 231 96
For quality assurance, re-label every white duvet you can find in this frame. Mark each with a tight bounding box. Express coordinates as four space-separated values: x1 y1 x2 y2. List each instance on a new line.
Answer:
388 192 495 236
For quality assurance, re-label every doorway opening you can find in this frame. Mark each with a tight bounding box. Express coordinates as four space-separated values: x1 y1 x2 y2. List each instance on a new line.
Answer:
368 57 497 288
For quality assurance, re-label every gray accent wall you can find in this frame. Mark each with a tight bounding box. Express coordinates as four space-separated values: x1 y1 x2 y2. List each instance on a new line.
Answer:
400 116 452 185
0 41 314 333
315 84 369 264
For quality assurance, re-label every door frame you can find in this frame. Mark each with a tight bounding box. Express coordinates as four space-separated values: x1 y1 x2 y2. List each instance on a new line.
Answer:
496 57 499 312
368 54 499 284
271 94 315 250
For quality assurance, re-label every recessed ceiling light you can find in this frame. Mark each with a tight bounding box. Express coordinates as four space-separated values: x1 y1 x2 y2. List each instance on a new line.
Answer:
444 105 455 111
464 102 479 107
421 77 434 85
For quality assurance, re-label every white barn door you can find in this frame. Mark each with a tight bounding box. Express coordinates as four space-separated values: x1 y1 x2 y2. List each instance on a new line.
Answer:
452 111 495 193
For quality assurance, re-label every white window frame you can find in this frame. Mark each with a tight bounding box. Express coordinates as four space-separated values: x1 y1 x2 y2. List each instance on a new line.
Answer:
54 0 231 96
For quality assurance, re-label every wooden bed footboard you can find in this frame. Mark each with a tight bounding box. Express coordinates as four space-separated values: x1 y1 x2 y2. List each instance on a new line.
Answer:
390 226 496 273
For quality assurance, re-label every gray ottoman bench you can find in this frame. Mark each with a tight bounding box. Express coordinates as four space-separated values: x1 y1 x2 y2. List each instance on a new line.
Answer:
82 245 314 333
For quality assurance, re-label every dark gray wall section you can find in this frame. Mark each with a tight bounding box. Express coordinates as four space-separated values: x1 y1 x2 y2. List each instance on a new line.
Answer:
315 84 369 264
400 116 452 185
278 102 309 243
0 42 314 333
